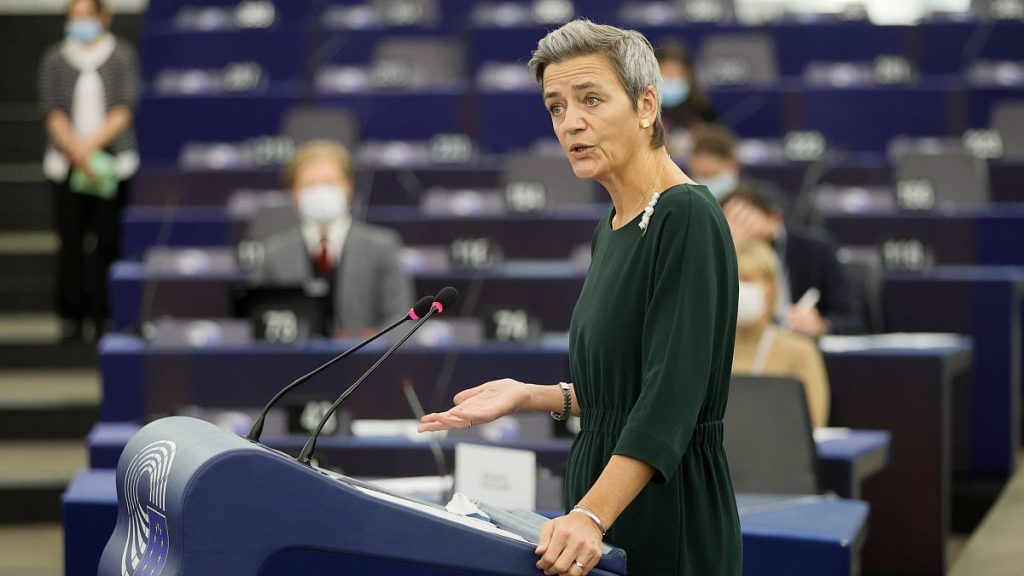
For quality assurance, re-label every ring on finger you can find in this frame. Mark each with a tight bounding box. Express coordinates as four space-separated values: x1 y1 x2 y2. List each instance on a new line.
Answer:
573 560 585 569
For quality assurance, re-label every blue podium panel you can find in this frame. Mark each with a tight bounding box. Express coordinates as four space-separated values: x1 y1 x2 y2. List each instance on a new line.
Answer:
823 341 971 576
824 206 1024 266
87 422 890 499
138 92 297 165
86 417 627 576
884 266 1024 476
108 260 585 332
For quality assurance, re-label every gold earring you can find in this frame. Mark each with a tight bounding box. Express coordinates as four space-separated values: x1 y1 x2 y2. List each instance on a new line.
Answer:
640 119 650 129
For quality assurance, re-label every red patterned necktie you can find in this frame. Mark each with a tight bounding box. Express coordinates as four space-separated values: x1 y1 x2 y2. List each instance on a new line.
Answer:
317 234 331 277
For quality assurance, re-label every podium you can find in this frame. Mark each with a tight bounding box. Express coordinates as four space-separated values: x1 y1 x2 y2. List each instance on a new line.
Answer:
98 417 627 576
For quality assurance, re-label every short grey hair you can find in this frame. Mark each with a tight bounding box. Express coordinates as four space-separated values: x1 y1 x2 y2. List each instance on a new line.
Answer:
528 19 664 149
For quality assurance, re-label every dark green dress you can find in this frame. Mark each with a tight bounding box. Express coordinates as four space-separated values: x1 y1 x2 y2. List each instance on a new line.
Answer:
566 184 742 575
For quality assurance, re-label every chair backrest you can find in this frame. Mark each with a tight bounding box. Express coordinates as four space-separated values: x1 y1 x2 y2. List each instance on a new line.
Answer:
372 38 466 89
724 374 822 495
992 102 1024 158
698 34 778 87
281 105 360 152
369 0 440 27
501 153 597 210
894 150 990 209
837 246 885 334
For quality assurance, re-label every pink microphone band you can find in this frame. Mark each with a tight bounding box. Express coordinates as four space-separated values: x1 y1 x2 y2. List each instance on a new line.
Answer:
408 308 421 320
431 302 444 313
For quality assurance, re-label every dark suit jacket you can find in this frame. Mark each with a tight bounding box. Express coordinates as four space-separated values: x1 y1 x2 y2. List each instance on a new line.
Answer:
251 220 415 334
783 227 864 335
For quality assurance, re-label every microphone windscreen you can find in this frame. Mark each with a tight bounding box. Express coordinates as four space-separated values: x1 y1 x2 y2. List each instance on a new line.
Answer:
409 295 435 320
433 286 459 313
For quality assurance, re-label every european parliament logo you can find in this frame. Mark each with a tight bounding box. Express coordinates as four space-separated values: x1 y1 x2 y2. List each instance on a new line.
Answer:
121 440 177 576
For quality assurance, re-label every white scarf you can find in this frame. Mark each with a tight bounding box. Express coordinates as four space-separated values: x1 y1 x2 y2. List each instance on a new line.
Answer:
44 34 139 182
64 34 115 138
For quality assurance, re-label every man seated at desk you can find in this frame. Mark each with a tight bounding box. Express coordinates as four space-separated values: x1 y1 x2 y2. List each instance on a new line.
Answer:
721 184 864 337
246 140 414 337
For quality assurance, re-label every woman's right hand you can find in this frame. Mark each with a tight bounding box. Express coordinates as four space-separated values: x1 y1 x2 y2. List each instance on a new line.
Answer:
417 378 530 432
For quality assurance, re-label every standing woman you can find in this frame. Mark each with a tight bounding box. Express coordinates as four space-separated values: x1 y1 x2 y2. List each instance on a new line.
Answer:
420 19 741 576
39 0 140 340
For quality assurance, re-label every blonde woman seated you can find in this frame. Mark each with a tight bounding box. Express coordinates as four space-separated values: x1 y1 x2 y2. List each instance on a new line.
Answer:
733 241 831 429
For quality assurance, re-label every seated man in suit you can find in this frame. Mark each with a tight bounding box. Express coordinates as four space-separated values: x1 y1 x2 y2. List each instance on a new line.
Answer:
721 184 865 336
247 140 414 337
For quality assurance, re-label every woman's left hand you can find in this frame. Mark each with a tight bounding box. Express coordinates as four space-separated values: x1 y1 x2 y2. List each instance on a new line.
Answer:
535 513 604 575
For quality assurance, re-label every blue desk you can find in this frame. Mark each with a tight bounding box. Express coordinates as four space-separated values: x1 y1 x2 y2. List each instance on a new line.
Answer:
63 468 867 576
98 334 951 574
138 92 297 164
126 158 1024 211
816 429 891 500
737 494 868 576
86 422 889 500
474 84 958 153
140 26 307 83
129 163 506 207
136 83 1020 164
107 264 1017 472
822 336 972 575
121 205 607 260
108 260 587 332
62 470 118 576
824 206 1024 266
883 266 1024 476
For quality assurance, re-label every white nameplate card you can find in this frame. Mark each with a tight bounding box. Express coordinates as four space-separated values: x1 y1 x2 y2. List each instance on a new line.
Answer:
455 443 536 510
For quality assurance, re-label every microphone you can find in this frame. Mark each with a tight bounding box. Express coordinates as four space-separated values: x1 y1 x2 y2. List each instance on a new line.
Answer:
245 295 435 442
297 287 459 464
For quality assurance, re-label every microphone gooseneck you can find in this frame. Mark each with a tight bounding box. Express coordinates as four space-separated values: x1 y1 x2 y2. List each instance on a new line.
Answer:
297 287 459 465
245 295 434 442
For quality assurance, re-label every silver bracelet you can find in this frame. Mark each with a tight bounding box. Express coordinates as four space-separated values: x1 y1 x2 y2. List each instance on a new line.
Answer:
550 382 572 421
570 505 607 536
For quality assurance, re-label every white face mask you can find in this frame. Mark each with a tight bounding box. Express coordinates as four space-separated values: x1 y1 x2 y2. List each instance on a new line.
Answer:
702 170 739 200
737 281 767 326
297 184 348 224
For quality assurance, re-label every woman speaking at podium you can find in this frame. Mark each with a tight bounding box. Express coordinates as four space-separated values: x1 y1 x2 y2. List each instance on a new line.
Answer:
420 19 741 576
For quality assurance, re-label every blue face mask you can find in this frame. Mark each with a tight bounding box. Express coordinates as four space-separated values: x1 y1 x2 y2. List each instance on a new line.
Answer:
702 171 739 200
661 78 691 108
66 18 103 44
